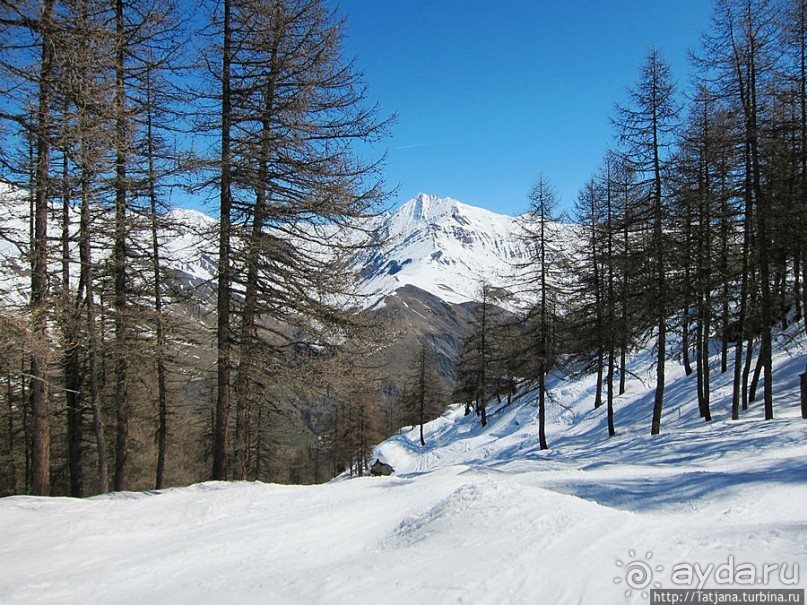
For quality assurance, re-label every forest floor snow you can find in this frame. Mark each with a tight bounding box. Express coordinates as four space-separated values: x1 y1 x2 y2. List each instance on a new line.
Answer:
2 327 806 604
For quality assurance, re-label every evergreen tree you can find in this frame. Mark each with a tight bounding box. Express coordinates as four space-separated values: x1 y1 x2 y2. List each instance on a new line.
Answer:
400 340 446 446
518 175 562 449
698 0 781 420
614 48 679 435
207 0 389 480
455 283 502 427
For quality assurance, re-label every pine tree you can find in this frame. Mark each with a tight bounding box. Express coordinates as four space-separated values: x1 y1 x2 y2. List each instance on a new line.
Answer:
614 48 679 435
455 283 502 427
671 85 737 422
574 178 606 411
698 0 781 420
0 0 61 496
207 0 388 480
211 0 233 482
400 340 446 446
519 174 561 449
601 153 620 436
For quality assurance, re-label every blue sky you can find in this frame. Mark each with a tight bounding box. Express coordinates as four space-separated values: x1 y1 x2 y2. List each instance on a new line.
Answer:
334 1 715 216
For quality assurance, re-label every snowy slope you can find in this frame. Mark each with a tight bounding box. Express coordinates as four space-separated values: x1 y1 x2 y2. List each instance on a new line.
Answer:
354 193 581 306
160 207 219 284
0 185 32 306
0 185 217 306
2 325 805 604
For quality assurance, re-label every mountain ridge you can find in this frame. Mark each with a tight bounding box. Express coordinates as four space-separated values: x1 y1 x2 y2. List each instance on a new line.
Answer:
354 192 580 307
0 188 580 311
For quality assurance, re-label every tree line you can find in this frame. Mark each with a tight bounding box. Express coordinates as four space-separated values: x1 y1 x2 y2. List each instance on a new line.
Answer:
3 0 805 497
455 0 807 445
0 0 391 497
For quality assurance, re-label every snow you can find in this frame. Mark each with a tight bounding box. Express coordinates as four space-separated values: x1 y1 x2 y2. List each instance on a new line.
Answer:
1 187 579 310
161 209 218 283
2 324 805 604
0 185 31 307
0 187 218 304
354 193 581 306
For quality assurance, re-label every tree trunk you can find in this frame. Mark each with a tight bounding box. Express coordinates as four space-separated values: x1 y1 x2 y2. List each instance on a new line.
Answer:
6 373 19 493
752 116 774 420
538 367 548 450
619 348 627 395
61 133 84 497
651 322 666 435
234 19 282 479
620 188 629 396
732 144 753 420
699 146 713 422
64 331 84 497
21 357 30 492
794 257 802 324
606 346 615 437
594 347 604 409
799 0 807 334
113 0 130 493
742 335 754 412
650 107 666 436
749 343 764 402
605 160 616 436
80 155 108 494
800 363 807 419
592 214 604 409
698 299 712 422
213 0 233 481
30 0 56 497
741 4 773 420
682 304 693 376
145 66 169 490
803 247 807 338
720 193 731 374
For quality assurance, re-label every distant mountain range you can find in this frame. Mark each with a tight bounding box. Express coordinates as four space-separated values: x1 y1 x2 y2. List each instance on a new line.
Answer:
1 188 580 309
0 189 583 390
153 192 581 310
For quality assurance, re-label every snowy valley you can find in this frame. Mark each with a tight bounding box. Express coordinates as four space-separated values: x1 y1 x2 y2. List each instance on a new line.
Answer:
3 0 807 602
1 312 805 604
1 190 806 604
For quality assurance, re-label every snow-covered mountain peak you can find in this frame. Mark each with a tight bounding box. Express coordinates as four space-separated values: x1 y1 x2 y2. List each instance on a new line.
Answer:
388 193 505 233
355 193 541 306
403 193 460 220
165 207 217 230
384 193 459 235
